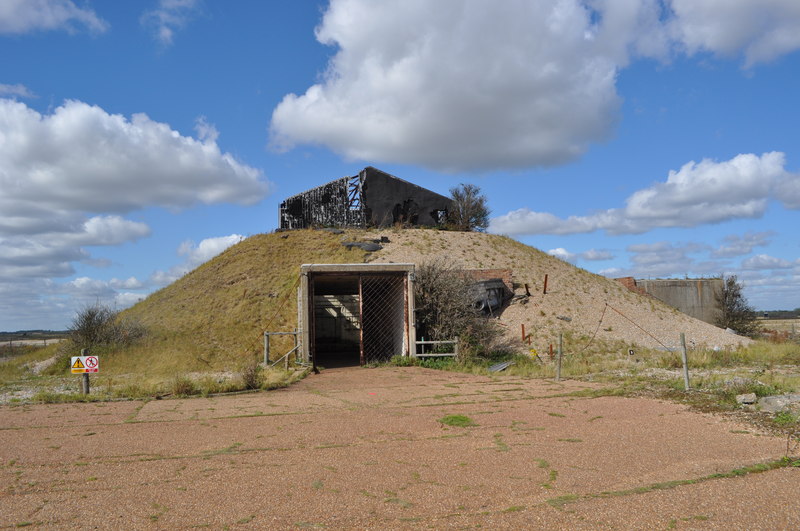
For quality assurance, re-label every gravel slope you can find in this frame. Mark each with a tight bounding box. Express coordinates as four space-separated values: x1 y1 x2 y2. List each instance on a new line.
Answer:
367 229 751 351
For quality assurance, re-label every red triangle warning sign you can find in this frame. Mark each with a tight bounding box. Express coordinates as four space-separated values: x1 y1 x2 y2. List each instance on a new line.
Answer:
72 358 85 369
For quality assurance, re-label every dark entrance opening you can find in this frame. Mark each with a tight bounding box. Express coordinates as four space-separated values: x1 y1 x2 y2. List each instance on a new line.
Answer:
309 272 409 368
312 275 361 368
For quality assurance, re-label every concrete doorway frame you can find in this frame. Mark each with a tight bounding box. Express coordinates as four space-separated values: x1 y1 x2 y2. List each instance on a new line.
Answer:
299 263 416 369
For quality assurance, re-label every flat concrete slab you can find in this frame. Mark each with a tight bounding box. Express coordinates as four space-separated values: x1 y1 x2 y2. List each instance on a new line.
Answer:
1 367 797 529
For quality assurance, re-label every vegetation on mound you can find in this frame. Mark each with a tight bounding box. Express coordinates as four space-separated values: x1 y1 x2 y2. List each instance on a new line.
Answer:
118 230 368 374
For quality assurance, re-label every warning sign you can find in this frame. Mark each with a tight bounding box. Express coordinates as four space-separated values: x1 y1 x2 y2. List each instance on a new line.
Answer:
71 356 99 374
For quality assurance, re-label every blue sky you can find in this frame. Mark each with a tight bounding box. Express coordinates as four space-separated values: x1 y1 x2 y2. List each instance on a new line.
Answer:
2 0 799 331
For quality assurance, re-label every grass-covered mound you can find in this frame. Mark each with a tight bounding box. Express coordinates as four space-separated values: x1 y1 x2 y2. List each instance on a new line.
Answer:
118 229 367 375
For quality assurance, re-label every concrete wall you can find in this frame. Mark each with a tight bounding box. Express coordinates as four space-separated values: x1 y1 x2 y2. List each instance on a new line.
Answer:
361 167 452 227
633 278 723 325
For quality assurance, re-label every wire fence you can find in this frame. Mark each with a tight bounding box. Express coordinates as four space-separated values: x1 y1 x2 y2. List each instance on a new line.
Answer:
361 274 407 364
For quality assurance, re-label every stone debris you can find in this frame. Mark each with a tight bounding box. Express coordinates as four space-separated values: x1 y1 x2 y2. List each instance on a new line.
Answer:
757 394 800 413
736 393 757 405
342 241 382 252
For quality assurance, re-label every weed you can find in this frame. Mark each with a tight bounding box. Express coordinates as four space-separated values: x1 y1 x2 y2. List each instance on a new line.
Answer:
547 456 800 509
389 355 419 367
774 410 798 427
439 414 476 427
170 375 198 397
492 433 510 452
239 361 262 390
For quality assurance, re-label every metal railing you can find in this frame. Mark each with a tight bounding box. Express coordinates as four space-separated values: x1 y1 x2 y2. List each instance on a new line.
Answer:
263 330 302 369
414 338 459 358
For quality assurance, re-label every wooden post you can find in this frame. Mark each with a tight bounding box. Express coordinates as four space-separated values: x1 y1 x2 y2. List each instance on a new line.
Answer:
264 332 270 365
521 323 526 342
81 348 90 395
680 333 690 391
549 343 553 360
543 274 548 295
556 334 563 381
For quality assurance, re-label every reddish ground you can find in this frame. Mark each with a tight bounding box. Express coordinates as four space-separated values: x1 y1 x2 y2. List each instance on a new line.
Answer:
1 367 797 529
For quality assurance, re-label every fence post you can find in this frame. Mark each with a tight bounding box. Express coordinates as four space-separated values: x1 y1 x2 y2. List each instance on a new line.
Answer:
680 333 690 391
454 337 459 360
263 332 270 365
81 348 90 395
556 334 562 381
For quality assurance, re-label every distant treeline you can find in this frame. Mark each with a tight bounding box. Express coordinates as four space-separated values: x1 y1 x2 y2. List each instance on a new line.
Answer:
759 309 800 319
0 330 69 342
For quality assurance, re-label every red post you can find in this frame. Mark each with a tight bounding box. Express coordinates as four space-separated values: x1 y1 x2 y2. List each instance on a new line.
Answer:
521 323 526 342
549 343 554 360
543 274 548 295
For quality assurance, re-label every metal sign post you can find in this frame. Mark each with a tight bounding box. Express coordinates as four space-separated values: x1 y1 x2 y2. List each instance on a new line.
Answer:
71 348 99 395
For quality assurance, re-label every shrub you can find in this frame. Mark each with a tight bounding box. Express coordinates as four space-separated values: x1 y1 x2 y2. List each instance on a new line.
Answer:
170 375 198 397
413 257 507 362
69 303 146 351
239 360 263 390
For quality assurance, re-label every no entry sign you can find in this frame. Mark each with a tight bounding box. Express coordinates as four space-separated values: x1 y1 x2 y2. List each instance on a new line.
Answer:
71 356 99 374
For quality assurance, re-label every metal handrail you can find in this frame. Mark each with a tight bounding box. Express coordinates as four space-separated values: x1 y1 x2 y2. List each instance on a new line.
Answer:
264 330 301 369
414 337 459 358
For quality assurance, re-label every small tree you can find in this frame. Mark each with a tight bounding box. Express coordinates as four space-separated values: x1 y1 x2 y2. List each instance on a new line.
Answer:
448 183 490 232
715 275 760 337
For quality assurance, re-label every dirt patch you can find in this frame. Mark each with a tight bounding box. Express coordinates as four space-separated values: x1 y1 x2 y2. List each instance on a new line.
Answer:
1 367 796 529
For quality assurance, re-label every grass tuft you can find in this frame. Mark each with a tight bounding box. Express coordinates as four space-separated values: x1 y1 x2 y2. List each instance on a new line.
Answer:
438 414 477 428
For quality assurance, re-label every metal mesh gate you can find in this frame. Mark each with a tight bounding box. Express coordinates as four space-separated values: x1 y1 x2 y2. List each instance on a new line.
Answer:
360 274 406 364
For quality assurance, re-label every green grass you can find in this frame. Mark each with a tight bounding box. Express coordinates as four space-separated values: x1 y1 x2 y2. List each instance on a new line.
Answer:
547 456 800 509
438 414 477 428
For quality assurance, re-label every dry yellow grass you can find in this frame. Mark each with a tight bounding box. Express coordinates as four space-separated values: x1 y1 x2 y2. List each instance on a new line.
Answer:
118 230 367 375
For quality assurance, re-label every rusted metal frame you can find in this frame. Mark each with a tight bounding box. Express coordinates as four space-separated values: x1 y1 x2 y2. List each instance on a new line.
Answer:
403 274 409 357
358 274 365 366
309 276 317 372
281 176 367 229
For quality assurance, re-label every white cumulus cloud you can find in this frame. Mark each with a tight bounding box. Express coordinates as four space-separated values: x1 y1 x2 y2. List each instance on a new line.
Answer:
0 0 108 35
271 0 627 172
0 98 269 330
270 0 800 173
491 152 797 236
669 0 800 67
0 99 268 221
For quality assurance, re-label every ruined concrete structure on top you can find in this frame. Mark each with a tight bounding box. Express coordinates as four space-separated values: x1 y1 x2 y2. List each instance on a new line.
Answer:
279 167 453 230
